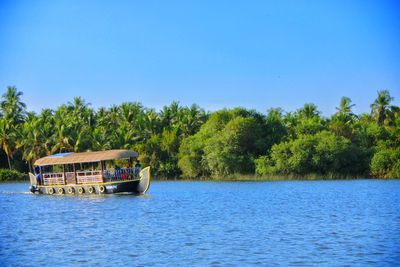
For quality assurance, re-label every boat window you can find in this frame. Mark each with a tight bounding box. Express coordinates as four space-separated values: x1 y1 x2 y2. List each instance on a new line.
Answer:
104 159 132 169
64 164 74 172
53 165 63 173
74 162 101 171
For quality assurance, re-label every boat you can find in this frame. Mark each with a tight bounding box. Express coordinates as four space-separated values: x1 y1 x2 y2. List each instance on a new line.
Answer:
28 149 150 195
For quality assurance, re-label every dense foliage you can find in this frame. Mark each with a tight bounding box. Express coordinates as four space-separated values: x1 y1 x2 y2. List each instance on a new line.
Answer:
0 169 27 182
0 86 399 179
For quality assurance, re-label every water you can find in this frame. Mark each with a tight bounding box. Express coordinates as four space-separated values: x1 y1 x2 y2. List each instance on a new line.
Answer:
0 180 399 266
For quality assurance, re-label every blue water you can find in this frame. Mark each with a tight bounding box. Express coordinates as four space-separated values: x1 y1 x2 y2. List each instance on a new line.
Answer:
0 180 399 266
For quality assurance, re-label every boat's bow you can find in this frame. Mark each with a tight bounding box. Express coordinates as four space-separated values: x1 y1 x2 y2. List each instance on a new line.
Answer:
28 172 39 193
136 167 151 194
29 172 37 186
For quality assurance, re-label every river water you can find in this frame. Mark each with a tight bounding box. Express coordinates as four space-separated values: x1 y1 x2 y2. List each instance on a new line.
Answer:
0 180 399 266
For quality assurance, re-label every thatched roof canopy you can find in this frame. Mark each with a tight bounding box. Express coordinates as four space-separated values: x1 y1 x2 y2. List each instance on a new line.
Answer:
34 150 138 166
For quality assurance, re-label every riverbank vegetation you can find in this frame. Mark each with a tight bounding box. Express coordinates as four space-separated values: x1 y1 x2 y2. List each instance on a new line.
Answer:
0 86 399 179
0 169 27 182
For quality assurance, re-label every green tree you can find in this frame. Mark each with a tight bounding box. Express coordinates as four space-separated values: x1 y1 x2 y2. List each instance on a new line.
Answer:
256 131 368 176
204 116 263 176
370 147 400 178
264 108 287 150
1 86 26 124
0 86 26 168
371 90 394 126
0 118 15 169
330 97 357 139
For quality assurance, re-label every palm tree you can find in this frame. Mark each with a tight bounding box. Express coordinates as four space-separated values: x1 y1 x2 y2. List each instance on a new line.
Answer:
118 102 143 124
297 103 320 119
92 127 112 151
332 97 357 134
137 108 159 141
336 97 355 116
17 116 47 171
1 86 26 123
371 90 394 125
38 109 55 155
0 118 15 169
67 96 89 114
0 86 27 169
160 101 181 130
179 104 207 137
52 106 73 153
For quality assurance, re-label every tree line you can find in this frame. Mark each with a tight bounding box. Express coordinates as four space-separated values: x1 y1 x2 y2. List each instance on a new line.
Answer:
0 86 399 179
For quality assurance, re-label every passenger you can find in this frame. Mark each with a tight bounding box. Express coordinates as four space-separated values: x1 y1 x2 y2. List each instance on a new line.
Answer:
135 160 141 176
34 165 41 185
115 165 121 180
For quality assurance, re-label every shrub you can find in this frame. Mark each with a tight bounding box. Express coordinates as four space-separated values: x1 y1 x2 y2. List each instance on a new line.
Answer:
370 148 400 178
0 169 27 182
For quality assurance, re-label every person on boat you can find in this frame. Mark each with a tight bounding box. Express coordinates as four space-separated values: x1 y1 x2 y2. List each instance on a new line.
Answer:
123 161 132 180
135 160 141 176
115 165 121 180
34 165 41 185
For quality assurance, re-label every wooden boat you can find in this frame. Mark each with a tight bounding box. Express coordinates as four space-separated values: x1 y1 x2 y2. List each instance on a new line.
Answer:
28 149 150 195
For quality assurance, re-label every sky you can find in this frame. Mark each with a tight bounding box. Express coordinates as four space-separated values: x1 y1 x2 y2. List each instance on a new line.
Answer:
0 0 399 116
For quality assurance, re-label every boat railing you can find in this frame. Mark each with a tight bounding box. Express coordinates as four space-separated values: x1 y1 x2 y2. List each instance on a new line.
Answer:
103 168 138 182
43 172 65 185
41 167 139 185
76 170 103 184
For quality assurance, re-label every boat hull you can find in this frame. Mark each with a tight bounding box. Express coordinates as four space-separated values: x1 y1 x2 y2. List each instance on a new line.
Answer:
31 180 142 195
29 166 151 195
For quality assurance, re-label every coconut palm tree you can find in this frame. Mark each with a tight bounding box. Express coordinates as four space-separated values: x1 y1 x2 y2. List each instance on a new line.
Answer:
38 109 55 155
297 103 320 119
160 101 181 130
118 102 143 124
91 126 112 151
336 97 355 117
52 106 73 153
371 90 394 126
1 86 26 124
0 86 27 168
179 104 207 137
17 116 47 171
0 118 15 169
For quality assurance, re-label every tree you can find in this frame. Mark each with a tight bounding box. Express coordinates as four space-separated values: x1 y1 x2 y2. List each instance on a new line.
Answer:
330 97 357 139
255 131 369 176
336 97 355 116
52 105 73 153
371 90 394 126
17 116 44 171
370 147 400 178
1 86 26 124
0 86 26 168
264 108 287 150
204 116 263 176
0 118 15 169
179 104 207 137
297 103 320 119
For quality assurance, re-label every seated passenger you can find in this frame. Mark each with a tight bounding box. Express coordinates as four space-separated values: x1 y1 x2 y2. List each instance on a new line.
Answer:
115 165 121 180
135 160 141 176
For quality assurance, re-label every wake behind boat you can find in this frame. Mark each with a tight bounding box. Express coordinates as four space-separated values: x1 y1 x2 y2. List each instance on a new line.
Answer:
29 149 150 195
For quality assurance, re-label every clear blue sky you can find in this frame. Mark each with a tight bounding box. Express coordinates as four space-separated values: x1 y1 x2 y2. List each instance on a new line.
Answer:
0 0 399 115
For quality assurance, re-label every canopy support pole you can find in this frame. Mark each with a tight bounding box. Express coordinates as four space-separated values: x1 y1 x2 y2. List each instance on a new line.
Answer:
63 164 66 185
39 167 43 185
73 164 77 184
100 161 104 183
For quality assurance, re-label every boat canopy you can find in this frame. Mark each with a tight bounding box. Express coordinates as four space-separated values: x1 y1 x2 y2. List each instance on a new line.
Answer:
34 149 138 166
